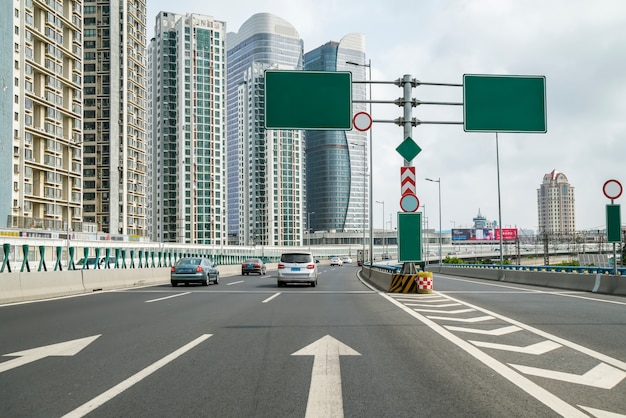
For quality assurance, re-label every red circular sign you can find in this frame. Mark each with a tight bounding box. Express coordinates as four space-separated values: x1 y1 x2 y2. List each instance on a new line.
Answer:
400 193 420 212
603 179 622 200
352 111 372 132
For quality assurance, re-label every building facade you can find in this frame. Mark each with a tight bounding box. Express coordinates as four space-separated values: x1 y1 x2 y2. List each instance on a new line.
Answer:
2 0 84 233
82 0 147 236
147 12 227 245
537 169 576 236
226 13 304 246
303 34 368 234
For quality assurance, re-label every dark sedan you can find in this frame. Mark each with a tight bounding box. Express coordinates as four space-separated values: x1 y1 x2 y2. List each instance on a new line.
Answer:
171 257 219 286
241 258 267 275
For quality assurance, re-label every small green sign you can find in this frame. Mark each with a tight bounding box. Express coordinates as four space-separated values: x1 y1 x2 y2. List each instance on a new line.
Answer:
396 137 422 162
398 212 422 262
264 70 352 130
606 204 622 243
463 74 547 133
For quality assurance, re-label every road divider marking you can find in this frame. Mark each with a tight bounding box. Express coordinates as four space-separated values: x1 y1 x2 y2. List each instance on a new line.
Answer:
510 362 626 390
62 334 212 418
145 292 190 303
226 280 245 286
444 325 522 336
470 340 562 355
262 293 281 303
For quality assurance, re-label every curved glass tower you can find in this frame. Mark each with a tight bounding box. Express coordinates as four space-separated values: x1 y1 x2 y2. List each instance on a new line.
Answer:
304 34 368 233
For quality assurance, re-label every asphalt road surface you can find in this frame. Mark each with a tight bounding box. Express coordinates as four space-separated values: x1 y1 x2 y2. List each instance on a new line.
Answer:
1 265 625 417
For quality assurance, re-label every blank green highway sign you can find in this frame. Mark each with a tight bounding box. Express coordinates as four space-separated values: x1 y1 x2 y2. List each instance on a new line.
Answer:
463 74 546 133
398 212 422 263
606 204 622 243
265 70 352 130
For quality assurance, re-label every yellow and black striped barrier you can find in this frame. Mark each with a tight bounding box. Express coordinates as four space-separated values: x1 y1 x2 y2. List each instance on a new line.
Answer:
389 274 419 293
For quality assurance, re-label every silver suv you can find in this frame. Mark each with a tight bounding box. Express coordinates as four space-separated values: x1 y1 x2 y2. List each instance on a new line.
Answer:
277 252 318 287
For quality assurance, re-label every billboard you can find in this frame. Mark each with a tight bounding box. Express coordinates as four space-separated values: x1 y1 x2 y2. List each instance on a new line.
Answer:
451 228 518 241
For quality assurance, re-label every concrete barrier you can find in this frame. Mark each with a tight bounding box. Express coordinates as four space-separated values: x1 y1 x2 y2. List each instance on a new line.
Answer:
82 267 169 291
0 272 23 304
19 270 85 302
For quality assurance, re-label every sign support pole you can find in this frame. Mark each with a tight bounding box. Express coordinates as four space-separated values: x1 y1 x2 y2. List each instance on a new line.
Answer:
400 75 418 275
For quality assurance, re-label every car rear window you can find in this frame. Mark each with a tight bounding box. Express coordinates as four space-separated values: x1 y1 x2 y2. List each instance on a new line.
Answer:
281 253 312 263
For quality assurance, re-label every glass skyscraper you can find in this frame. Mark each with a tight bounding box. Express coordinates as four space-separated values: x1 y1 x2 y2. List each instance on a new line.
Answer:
226 13 304 246
304 34 368 234
148 12 227 244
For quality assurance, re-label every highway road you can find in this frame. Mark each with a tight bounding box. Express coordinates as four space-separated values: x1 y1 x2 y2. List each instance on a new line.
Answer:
1 264 625 417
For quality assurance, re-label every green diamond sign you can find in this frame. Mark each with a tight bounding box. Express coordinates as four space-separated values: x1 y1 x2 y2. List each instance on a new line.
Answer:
396 137 422 162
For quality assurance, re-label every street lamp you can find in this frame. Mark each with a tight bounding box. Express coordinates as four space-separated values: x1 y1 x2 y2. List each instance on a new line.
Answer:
307 211 315 252
425 178 442 268
376 200 384 258
350 142 368 263
346 59 373 273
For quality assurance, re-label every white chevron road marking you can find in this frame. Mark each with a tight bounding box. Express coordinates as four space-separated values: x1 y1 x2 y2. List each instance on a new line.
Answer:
470 340 562 355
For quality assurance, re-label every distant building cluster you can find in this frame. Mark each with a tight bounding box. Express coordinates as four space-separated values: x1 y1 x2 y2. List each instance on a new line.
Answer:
1 4 368 247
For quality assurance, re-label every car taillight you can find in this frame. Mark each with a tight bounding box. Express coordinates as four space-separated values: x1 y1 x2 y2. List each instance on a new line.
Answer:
278 263 285 269
307 264 315 269
254 263 260 267
170 266 175 272
196 265 203 272
241 263 246 267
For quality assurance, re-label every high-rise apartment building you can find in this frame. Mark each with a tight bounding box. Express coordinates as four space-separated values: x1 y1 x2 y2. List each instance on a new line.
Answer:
1 0 84 233
537 169 576 236
148 12 227 244
82 0 148 236
226 13 304 246
303 34 368 233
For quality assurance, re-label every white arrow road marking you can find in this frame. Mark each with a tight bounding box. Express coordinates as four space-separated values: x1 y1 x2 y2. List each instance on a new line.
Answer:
426 315 494 323
470 340 562 355
445 325 522 336
292 335 361 418
413 308 476 314
579 405 626 418
63 334 212 418
510 362 626 389
0 335 101 373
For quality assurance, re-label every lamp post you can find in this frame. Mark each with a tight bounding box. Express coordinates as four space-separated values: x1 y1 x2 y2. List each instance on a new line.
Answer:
425 178 442 268
376 200 384 258
350 142 368 262
307 211 315 252
346 59 373 274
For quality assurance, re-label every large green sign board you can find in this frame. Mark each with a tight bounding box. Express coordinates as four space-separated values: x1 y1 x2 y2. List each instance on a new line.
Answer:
398 212 422 262
606 204 622 243
463 74 547 133
264 70 352 130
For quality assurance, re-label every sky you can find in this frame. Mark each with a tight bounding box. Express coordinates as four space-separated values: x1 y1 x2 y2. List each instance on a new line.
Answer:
146 0 626 233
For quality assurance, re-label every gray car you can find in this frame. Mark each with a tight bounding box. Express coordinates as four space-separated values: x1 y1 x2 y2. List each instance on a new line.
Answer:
171 257 219 286
241 258 267 275
277 252 318 287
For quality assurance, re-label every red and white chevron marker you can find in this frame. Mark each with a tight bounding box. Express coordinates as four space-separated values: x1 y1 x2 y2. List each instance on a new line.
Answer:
400 167 416 196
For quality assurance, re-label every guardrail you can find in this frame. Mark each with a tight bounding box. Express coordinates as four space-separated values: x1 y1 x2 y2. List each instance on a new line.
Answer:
442 263 626 275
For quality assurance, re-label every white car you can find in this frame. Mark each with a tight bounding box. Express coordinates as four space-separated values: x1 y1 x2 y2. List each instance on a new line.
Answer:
342 257 352 264
330 257 343 266
277 252 318 287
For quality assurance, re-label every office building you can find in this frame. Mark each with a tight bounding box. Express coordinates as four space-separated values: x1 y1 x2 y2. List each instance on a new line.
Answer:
1 0 84 233
303 34 368 234
226 13 304 246
148 12 227 244
82 0 148 236
537 169 576 236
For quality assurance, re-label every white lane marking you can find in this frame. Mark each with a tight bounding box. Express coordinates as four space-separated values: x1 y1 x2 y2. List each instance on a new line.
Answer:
413 308 476 314
510 362 626 390
405 302 462 308
262 293 281 303
145 292 190 303
226 280 245 286
381 293 589 417
579 405 626 418
470 340 562 355
445 325 522 336
426 315 494 323
62 334 212 418
437 293 626 371
292 335 360 418
1 335 101 373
